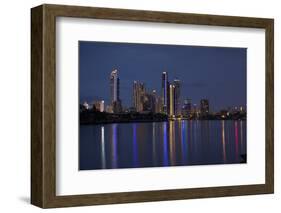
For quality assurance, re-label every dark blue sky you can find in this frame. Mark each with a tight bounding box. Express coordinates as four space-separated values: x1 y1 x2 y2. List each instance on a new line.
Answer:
79 41 246 112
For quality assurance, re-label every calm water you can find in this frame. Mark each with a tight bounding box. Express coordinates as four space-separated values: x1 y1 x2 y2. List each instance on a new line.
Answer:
79 120 246 170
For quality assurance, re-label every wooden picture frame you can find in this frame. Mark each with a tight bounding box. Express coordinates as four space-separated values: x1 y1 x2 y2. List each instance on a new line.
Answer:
31 4 274 208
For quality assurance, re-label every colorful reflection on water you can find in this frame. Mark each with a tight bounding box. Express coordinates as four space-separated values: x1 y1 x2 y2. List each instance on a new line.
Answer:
79 120 247 170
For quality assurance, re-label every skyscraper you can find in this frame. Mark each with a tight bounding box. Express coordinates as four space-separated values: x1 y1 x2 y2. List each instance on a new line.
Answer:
152 89 157 113
167 81 170 115
143 93 154 112
110 69 118 102
182 98 192 116
169 84 175 116
161 72 168 114
152 89 161 113
133 81 145 112
155 97 162 113
200 99 209 116
173 79 181 116
110 69 122 113
133 81 138 111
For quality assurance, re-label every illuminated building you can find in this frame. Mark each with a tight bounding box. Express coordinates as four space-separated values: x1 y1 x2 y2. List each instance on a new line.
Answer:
110 69 118 102
192 103 200 118
220 110 228 119
133 83 161 113
169 84 175 116
82 101 89 110
200 99 209 115
152 89 162 113
133 81 145 112
182 98 192 116
93 100 105 112
161 72 169 114
152 90 157 113
143 93 154 112
240 106 244 112
173 79 181 116
155 96 162 113
110 69 122 113
105 105 113 113
167 81 170 114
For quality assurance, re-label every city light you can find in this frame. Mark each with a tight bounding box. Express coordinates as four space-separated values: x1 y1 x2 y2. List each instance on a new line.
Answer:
80 69 246 123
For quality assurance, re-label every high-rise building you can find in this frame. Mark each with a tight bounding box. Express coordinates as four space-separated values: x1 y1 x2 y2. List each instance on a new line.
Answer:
169 84 175 116
133 81 139 111
110 69 122 113
143 93 154 112
152 89 161 113
182 98 192 116
133 81 145 112
161 72 169 114
155 96 162 113
110 69 118 102
200 99 209 115
93 100 105 112
173 79 181 116
167 81 171 115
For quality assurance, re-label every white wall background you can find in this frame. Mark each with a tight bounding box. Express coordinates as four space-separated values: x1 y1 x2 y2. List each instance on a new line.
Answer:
0 0 279 212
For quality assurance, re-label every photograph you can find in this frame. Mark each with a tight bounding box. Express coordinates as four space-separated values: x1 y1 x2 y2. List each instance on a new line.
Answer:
78 41 247 170
30 3 274 208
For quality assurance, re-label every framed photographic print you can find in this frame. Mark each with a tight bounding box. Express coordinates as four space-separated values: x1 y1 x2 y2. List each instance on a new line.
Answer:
31 4 274 208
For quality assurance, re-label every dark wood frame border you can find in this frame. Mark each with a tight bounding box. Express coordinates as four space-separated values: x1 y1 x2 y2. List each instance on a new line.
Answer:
31 4 274 208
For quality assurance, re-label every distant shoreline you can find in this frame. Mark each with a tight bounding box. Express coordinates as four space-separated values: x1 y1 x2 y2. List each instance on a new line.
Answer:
80 119 246 125
80 111 246 125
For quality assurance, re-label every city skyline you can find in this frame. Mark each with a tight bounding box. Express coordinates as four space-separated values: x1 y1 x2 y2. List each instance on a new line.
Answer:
79 41 247 112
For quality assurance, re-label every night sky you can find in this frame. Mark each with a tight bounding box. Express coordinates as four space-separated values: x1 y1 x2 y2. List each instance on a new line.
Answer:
79 41 246 112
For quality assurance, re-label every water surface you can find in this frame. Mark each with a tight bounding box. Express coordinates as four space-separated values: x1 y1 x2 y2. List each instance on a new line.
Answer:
79 120 246 170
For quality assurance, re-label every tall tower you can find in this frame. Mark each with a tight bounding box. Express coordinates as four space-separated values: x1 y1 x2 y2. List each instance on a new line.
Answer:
161 72 168 114
133 81 138 111
110 69 118 102
173 79 181 116
133 81 145 112
110 69 122 113
152 90 157 113
169 84 175 116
